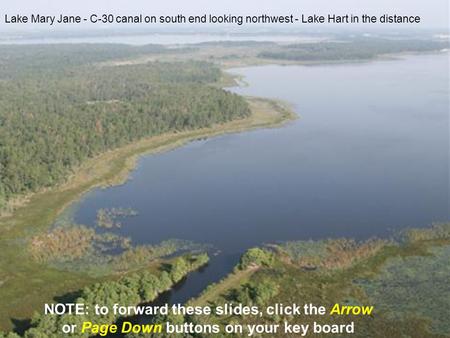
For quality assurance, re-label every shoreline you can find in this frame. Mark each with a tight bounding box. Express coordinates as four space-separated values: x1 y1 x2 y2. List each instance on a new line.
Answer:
0 96 296 233
219 50 449 69
1 50 446 331
0 96 296 330
3 50 446 224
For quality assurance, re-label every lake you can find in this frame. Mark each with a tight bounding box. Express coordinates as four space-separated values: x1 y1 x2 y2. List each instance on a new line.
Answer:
0 32 326 45
72 53 449 303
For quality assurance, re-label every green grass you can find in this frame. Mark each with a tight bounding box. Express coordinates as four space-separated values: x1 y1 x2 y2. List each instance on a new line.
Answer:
0 97 295 331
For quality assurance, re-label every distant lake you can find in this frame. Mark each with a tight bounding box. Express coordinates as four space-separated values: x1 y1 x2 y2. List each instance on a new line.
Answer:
0 32 325 45
72 53 449 303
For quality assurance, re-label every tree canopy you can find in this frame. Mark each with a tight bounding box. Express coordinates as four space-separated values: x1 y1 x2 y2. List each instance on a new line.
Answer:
0 45 250 207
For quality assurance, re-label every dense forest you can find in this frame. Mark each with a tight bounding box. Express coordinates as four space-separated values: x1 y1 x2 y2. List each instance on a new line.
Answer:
258 38 448 61
0 39 447 337
1 39 446 207
0 44 190 78
0 45 250 207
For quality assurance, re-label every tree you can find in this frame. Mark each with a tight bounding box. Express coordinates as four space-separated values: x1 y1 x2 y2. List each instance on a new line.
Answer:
239 248 274 269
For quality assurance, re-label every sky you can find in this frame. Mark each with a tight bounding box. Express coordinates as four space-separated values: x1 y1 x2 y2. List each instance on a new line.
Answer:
1 0 448 30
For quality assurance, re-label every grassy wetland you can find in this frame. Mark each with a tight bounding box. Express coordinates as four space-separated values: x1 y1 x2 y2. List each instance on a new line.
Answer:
175 224 450 338
0 42 296 330
0 37 448 336
0 96 294 330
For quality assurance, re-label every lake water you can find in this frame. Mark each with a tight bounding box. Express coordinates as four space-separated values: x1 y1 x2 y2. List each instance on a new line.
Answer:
0 32 325 45
73 53 449 303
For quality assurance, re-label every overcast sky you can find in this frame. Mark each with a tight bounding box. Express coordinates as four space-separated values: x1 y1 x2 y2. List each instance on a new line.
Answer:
2 0 449 29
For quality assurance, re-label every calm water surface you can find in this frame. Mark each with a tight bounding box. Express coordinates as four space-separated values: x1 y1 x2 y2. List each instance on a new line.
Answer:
73 53 449 303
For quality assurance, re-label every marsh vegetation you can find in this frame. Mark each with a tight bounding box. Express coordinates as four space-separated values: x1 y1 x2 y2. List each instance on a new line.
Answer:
0 38 447 335
162 224 450 338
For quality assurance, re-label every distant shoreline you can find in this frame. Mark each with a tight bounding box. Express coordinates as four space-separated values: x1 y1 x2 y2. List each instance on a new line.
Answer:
0 47 445 330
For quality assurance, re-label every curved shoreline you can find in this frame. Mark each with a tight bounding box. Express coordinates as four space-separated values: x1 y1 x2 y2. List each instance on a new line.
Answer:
0 95 296 330
2 51 445 331
1 96 296 233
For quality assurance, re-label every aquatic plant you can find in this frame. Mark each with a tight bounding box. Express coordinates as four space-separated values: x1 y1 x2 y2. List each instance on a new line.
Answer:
356 245 450 334
96 207 139 229
277 238 387 270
